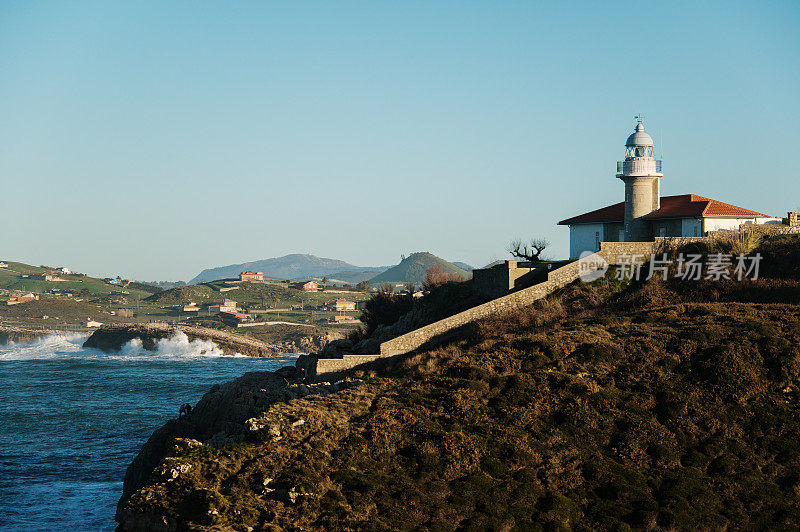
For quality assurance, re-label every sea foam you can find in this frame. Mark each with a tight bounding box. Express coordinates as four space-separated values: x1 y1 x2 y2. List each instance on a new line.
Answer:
119 330 245 359
0 330 243 361
0 332 88 361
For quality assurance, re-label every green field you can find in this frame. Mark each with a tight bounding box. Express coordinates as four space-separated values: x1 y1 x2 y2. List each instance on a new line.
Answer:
0 262 154 299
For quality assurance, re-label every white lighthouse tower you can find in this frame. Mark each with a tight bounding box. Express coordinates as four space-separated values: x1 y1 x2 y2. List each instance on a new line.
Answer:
616 117 662 241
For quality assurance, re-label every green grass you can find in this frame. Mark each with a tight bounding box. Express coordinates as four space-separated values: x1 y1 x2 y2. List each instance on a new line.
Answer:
0 262 152 299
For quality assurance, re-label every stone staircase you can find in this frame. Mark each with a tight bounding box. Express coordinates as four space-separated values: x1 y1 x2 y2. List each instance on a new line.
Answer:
304 237 708 382
303 254 596 381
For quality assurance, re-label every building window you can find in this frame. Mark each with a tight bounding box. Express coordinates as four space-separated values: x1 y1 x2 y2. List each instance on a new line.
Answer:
595 231 600 250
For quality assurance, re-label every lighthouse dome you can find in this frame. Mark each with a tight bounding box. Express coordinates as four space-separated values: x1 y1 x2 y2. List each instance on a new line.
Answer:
625 122 654 147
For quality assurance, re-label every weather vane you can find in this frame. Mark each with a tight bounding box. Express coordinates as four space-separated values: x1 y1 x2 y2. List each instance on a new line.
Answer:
635 114 644 124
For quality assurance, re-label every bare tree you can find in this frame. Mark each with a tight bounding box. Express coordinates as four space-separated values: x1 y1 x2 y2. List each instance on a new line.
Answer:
422 265 464 291
507 238 550 262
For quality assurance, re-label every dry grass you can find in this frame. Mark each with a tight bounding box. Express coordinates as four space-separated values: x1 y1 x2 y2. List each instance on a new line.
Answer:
117 234 800 531
708 228 764 256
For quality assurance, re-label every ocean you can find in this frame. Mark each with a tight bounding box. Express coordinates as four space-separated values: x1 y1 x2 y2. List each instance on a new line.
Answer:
0 332 297 530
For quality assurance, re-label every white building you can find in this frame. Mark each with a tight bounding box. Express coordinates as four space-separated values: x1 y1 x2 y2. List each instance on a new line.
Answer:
559 119 777 259
208 298 238 314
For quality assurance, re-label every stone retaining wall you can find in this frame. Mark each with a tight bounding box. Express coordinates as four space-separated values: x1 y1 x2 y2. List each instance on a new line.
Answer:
377 238 706 360
310 233 775 381
599 237 707 262
471 261 549 299
313 354 383 382
379 257 586 358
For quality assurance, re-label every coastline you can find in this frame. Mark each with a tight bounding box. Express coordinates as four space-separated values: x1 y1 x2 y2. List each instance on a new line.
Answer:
115 364 360 530
83 323 332 357
0 324 64 345
0 335 296 529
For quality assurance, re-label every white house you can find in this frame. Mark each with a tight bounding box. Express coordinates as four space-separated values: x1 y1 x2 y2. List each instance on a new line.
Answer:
208 298 238 314
559 120 777 259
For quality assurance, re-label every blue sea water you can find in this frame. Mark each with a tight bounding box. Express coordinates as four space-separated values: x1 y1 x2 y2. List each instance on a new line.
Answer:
0 332 297 531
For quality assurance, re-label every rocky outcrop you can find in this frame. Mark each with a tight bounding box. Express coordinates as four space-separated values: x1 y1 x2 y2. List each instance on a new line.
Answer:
83 323 284 357
0 325 55 345
116 366 363 530
287 332 343 353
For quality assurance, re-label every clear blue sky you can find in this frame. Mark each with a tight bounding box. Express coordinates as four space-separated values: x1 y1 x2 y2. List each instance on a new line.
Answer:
2 1 798 280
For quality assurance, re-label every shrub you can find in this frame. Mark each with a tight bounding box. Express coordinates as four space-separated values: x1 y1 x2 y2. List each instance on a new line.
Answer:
730 229 762 256
423 264 465 290
359 290 413 335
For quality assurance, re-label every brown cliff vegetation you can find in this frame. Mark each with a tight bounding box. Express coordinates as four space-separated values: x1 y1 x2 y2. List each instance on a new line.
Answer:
118 236 800 530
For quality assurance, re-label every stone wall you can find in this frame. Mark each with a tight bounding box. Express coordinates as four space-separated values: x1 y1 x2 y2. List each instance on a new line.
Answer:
377 238 706 360
598 241 658 260
379 258 585 358
599 237 707 262
471 260 548 299
309 230 799 381
713 224 800 236
312 354 383 382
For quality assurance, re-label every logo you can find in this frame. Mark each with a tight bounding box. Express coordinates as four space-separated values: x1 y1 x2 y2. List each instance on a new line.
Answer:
578 251 608 282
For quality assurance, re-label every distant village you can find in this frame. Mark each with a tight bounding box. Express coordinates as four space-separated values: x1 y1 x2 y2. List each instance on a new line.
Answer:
0 264 367 331
171 271 362 328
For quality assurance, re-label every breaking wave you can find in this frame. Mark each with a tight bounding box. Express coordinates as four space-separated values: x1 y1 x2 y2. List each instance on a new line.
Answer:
0 332 88 360
119 330 245 359
0 331 245 361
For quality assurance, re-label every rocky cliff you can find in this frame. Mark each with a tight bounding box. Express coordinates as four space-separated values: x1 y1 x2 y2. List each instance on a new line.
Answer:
0 325 56 345
116 366 366 530
115 236 800 530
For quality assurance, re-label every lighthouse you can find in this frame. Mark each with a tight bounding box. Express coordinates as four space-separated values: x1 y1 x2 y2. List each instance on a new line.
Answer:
616 117 662 241
559 120 773 259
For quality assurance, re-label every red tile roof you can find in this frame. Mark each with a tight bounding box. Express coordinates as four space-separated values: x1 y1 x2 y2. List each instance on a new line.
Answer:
558 194 768 225
558 202 625 225
220 311 247 319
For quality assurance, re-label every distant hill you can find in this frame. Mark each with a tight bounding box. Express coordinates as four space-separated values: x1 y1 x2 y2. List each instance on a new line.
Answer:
368 252 470 286
292 269 389 286
318 269 388 285
189 254 381 284
482 260 505 269
144 284 217 304
138 280 188 290
451 262 474 271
